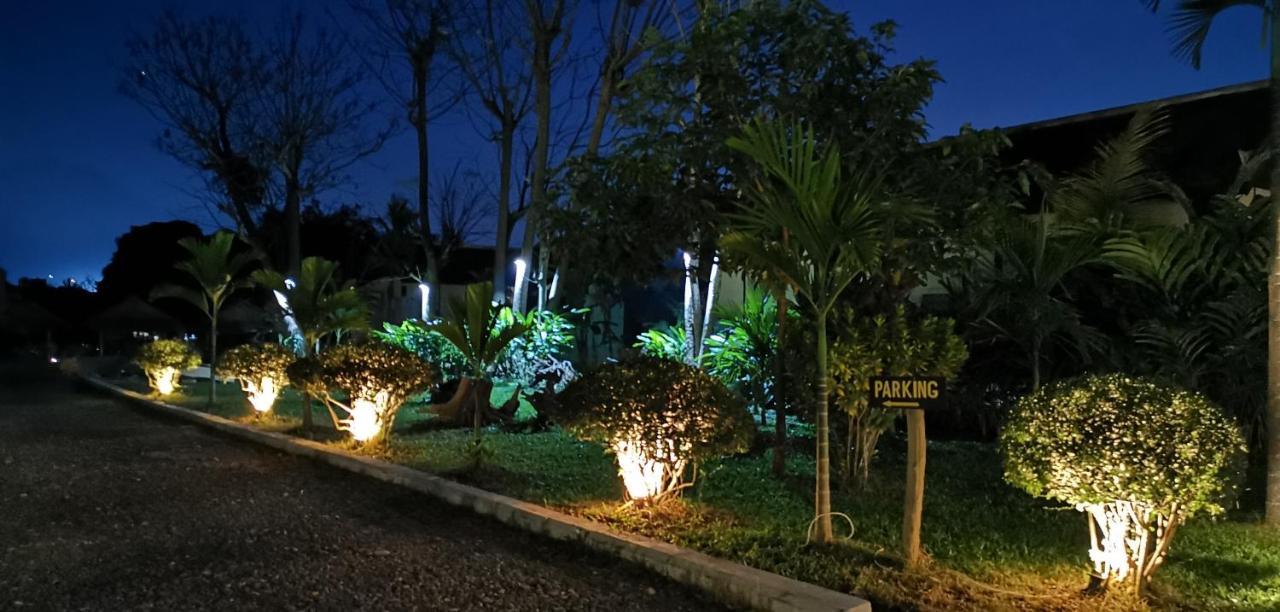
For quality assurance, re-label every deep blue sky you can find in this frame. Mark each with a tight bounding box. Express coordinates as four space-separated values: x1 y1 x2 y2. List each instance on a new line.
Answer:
0 0 1267 284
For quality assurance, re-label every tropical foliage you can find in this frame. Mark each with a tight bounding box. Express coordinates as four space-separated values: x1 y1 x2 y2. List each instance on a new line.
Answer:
720 117 883 543
151 230 256 403
492 307 580 392
425 281 529 437
252 256 369 429
374 319 468 381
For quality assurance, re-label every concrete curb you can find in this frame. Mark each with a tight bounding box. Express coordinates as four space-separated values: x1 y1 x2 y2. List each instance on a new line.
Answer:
78 375 872 612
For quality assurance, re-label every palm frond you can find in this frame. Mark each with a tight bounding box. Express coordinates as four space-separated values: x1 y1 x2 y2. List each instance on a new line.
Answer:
1160 0 1266 68
1053 107 1173 228
723 116 884 314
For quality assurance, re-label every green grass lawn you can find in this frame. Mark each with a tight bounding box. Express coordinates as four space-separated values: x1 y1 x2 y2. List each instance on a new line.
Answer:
127 379 1280 611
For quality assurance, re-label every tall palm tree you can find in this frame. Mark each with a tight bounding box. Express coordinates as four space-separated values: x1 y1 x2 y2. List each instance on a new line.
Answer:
722 118 883 544
253 257 369 431
152 231 256 404
1145 0 1280 525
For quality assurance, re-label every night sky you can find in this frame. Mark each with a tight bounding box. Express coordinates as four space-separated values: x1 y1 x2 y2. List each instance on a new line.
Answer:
0 0 1267 284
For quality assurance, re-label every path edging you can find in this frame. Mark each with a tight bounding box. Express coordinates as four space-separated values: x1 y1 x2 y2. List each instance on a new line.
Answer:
77 375 871 612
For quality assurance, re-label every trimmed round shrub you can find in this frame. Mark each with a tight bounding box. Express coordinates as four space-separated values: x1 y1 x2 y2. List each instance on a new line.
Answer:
1001 374 1245 593
312 344 434 445
555 357 753 503
136 339 201 395
220 344 294 414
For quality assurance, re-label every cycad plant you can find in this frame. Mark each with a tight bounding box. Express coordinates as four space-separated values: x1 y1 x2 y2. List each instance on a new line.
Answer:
1144 0 1280 526
253 256 369 431
151 231 256 404
426 281 529 440
721 117 883 544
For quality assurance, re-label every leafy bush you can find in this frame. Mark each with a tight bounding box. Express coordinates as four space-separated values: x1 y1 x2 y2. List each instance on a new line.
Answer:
300 343 434 445
220 343 294 414
1002 374 1245 594
135 339 202 395
374 319 467 381
555 357 753 503
826 305 967 487
493 307 580 391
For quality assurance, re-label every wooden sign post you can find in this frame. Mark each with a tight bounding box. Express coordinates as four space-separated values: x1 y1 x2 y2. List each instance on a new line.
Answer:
869 376 944 569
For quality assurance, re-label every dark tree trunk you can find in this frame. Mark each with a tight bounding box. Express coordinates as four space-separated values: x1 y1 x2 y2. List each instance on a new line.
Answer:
1265 5 1280 526
284 170 302 277
414 58 440 315
493 122 516 303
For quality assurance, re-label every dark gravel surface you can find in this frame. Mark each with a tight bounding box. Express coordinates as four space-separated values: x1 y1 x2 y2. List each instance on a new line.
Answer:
0 361 729 611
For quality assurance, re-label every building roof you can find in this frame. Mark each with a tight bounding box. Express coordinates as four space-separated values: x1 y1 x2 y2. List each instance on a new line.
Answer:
1002 80 1270 204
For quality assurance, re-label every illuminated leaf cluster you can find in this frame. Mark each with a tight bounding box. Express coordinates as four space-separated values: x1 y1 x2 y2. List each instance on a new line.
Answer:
1002 374 1245 516
289 343 434 444
313 343 434 409
555 357 754 468
136 338 203 373
136 339 202 394
220 343 294 386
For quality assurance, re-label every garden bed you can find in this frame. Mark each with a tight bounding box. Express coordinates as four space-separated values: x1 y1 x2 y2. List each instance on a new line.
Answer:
119 378 1279 611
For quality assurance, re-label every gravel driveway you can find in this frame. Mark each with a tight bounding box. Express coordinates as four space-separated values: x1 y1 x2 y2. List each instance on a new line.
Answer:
0 361 727 611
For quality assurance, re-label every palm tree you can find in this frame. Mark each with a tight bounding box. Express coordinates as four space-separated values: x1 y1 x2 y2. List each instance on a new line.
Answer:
1144 0 1280 525
964 214 1103 390
152 231 256 405
722 118 883 544
426 281 528 440
253 257 369 431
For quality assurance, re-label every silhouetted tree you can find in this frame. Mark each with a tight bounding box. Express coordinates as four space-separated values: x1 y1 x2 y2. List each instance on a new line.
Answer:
261 12 394 275
121 13 271 251
348 0 457 309
450 0 534 302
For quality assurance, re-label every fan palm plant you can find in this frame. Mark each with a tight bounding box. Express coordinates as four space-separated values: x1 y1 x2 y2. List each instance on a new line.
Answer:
721 117 883 544
1144 0 1280 524
253 257 369 430
151 231 256 404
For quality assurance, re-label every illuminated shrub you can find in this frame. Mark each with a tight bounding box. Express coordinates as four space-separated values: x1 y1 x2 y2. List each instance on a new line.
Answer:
555 357 753 503
220 344 294 415
136 339 201 396
1001 374 1245 594
301 344 433 445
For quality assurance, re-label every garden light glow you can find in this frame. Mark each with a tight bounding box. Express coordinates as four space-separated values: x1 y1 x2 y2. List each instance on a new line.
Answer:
343 391 391 443
513 258 528 306
242 376 280 414
151 367 179 395
418 282 431 320
612 438 686 501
